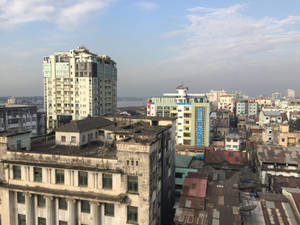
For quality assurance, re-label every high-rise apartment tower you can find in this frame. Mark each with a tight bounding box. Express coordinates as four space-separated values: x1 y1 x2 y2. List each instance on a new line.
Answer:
43 47 117 131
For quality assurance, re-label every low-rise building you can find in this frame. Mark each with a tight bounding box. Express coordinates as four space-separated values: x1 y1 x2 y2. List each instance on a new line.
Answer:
175 145 210 158
259 111 282 126
225 134 240 151
175 155 197 197
0 116 176 225
174 172 242 225
255 145 300 186
254 97 273 108
241 192 298 225
270 175 300 193
204 150 247 170
282 188 300 224
278 131 300 147
0 131 31 151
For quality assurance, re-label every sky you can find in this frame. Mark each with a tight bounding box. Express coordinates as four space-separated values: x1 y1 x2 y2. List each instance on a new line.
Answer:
0 0 300 97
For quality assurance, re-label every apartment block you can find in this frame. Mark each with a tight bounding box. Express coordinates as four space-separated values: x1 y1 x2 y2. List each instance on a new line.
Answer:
147 86 210 146
43 47 117 132
0 104 45 137
225 134 240 151
0 116 175 225
236 101 258 117
217 94 235 112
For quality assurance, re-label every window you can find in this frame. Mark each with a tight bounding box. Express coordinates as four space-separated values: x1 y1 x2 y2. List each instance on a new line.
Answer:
127 206 138 223
61 136 66 143
175 184 183 189
175 173 183 178
18 214 26 225
55 169 65 184
127 176 138 193
281 138 285 142
13 165 21 180
71 136 76 143
37 195 45 207
78 171 88 187
38 217 46 225
82 135 86 143
17 192 25 204
59 221 67 225
34 167 42 182
58 198 68 210
102 174 112 189
81 200 90 213
105 203 114 216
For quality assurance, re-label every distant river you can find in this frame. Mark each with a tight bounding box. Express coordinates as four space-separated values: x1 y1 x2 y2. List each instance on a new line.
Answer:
117 100 146 107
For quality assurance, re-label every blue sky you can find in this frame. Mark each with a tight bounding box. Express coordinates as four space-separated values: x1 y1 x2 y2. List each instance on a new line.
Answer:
0 0 300 97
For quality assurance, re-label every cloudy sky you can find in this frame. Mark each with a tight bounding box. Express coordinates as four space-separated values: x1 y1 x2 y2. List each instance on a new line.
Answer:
0 0 300 97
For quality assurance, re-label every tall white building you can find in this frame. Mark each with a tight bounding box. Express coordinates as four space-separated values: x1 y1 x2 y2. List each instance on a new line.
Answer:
43 47 117 131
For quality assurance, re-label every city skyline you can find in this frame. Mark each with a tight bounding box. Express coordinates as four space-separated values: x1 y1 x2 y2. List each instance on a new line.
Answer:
1 0 300 97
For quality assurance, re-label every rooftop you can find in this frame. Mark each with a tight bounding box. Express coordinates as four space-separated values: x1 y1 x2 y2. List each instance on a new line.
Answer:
272 176 300 193
256 145 300 165
7 117 173 158
181 173 208 198
0 130 31 137
175 154 194 168
205 150 247 166
242 192 298 225
263 111 281 117
56 117 114 133
0 104 36 109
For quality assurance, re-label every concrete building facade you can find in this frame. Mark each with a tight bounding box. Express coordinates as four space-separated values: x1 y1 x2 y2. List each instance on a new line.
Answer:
225 134 240 151
236 101 258 117
0 116 175 225
147 86 210 146
43 47 117 132
217 94 235 112
0 104 45 137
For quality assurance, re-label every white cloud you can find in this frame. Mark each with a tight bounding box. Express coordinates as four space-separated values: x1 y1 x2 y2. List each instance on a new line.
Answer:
0 0 114 29
158 4 300 94
136 1 158 11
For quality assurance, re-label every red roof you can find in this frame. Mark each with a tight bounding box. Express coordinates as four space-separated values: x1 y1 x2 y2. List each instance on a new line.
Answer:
250 128 263 133
205 150 247 166
182 177 207 198
179 173 208 210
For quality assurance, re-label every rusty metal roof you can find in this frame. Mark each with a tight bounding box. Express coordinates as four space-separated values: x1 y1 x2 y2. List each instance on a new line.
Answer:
272 176 300 193
256 145 300 165
242 192 298 225
205 150 247 166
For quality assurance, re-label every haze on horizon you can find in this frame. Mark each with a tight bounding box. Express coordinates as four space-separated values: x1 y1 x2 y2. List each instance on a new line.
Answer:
0 0 300 98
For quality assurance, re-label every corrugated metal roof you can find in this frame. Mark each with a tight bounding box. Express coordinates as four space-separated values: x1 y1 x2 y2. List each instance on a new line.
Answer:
263 111 281 117
257 145 300 165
